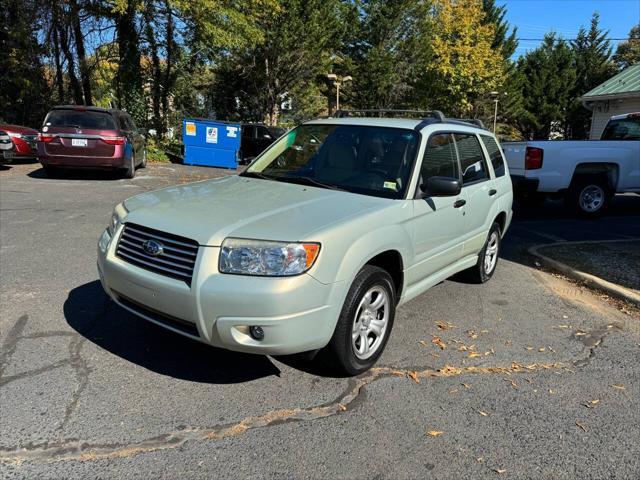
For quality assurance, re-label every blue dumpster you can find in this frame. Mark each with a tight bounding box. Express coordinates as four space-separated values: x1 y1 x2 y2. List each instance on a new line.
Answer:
182 119 241 168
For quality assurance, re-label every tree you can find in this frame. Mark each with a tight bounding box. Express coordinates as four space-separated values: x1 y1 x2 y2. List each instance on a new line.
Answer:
343 0 432 110
0 0 50 127
425 0 505 116
516 34 576 139
613 24 640 69
213 0 346 124
565 13 616 139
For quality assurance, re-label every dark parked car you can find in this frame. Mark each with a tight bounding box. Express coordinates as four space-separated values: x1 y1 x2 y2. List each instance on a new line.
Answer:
37 106 146 178
240 124 286 164
0 124 39 164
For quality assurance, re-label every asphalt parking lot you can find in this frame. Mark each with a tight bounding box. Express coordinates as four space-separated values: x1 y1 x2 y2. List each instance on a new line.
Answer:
1 162 639 479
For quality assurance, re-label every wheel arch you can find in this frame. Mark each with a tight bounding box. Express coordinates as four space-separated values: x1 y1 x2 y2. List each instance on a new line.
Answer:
571 162 619 190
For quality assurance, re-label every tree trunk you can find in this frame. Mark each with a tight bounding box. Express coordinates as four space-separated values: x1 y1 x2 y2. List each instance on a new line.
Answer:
69 0 92 105
50 5 65 103
115 1 142 116
57 21 84 105
161 0 174 131
144 0 162 135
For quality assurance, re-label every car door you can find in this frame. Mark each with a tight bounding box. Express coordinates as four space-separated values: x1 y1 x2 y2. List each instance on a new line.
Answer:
453 132 497 256
122 114 142 164
407 132 468 285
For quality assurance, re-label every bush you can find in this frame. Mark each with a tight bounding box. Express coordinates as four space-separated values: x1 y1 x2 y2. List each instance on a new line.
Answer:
145 138 170 163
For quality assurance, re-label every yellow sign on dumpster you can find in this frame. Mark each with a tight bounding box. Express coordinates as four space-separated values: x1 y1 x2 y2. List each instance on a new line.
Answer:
185 122 196 136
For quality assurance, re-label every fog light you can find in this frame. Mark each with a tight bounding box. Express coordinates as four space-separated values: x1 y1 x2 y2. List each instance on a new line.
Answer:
249 326 264 341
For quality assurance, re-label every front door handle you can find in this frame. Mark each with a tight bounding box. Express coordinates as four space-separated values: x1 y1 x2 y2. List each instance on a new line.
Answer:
489 189 497 196
454 199 466 208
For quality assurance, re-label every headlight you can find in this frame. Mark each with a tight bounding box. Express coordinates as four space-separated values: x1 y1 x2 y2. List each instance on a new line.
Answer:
219 238 320 276
107 202 128 235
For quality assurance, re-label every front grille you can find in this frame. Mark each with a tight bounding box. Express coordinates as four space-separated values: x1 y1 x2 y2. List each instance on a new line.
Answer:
116 223 199 284
114 291 200 337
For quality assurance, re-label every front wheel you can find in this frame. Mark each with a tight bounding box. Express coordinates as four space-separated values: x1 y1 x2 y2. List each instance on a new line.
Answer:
325 265 396 376
462 222 501 284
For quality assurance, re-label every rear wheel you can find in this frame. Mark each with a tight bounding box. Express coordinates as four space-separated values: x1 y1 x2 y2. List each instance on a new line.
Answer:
566 176 611 218
140 148 147 168
122 155 135 179
462 222 501 284
325 265 396 375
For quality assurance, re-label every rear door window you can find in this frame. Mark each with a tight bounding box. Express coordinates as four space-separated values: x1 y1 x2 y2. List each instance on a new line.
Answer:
44 110 116 130
480 135 505 177
454 134 489 185
420 133 459 182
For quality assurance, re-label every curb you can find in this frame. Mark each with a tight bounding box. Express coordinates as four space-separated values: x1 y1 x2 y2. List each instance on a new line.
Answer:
528 239 640 307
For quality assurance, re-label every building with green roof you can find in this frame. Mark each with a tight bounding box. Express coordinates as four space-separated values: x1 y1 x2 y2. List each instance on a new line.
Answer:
581 64 640 139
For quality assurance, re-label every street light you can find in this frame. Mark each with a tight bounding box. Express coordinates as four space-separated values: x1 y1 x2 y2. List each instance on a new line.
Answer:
326 74 353 113
489 91 500 133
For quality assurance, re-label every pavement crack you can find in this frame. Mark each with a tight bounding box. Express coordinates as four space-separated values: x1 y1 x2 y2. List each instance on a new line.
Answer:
0 361 568 464
0 314 29 378
572 322 623 368
57 336 90 432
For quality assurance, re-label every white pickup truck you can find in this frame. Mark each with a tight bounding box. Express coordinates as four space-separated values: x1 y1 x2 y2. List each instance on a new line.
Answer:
503 112 640 217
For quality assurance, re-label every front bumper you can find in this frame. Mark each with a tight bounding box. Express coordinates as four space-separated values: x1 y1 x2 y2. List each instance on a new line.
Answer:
97 227 345 355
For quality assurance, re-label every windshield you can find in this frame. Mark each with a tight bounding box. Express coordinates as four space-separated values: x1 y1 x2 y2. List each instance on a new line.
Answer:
243 124 419 199
44 109 117 130
601 117 640 140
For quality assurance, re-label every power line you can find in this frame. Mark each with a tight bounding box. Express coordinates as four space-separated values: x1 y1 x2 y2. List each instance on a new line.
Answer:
516 37 635 41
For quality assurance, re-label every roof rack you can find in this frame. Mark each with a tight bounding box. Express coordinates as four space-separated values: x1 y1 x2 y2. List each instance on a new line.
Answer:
335 109 446 122
449 118 486 129
333 109 487 130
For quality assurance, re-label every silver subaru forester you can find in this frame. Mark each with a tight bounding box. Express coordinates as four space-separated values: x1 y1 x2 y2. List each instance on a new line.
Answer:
98 111 513 375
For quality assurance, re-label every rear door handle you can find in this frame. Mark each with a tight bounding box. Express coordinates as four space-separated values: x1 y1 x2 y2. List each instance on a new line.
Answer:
454 199 466 208
489 189 497 196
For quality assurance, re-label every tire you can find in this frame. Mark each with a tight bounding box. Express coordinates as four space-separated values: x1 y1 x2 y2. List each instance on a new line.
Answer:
565 175 610 218
325 265 396 376
122 155 135 179
462 222 501 284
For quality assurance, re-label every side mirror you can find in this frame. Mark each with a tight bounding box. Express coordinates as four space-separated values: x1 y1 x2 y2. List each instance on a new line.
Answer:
420 176 461 197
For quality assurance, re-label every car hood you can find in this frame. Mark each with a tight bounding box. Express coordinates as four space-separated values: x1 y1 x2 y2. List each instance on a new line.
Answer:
123 175 388 246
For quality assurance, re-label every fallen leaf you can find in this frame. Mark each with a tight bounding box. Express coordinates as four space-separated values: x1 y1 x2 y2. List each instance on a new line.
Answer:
583 399 600 409
468 352 482 358
548 389 554 394
562 315 569 319
408 371 420 384
436 320 456 330
610 384 625 390
548 346 556 353
338 404 347 412
505 379 518 389
426 430 444 437
430 353 441 359
538 347 546 352
476 457 484 463
467 330 479 339
494 469 507 474
575 421 587 432
458 345 469 352
419 340 428 347
525 346 534 351
432 335 447 350
461 383 470 389
478 410 489 417
449 388 459 394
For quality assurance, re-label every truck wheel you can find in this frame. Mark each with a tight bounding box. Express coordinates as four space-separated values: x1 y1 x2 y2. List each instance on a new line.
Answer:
325 265 396 376
461 222 501 284
566 176 611 218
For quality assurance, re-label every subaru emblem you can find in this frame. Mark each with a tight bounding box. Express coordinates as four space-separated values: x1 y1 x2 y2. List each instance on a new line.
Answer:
142 239 164 256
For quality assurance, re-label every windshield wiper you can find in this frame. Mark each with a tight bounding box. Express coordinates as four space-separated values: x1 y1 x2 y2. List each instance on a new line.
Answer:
276 176 348 192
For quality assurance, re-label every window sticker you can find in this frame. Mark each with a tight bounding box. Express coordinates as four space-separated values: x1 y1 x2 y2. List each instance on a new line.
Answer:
185 122 196 136
206 126 218 143
226 126 238 138
383 181 397 190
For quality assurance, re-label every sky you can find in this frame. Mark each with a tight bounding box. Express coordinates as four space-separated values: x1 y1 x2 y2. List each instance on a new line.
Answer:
501 0 640 58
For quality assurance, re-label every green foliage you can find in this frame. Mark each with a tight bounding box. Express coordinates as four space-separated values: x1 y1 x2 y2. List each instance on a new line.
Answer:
613 24 640 69
145 137 171 162
517 34 576 139
0 0 51 127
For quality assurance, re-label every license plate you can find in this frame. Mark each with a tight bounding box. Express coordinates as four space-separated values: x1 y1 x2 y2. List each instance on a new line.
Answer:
3 151 14 159
72 138 88 147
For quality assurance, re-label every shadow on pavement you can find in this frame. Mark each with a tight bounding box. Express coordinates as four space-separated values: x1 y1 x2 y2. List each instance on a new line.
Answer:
28 166 123 181
64 280 282 384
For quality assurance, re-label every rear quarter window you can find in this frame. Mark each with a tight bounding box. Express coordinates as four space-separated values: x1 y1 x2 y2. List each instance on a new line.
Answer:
44 110 116 130
480 135 506 177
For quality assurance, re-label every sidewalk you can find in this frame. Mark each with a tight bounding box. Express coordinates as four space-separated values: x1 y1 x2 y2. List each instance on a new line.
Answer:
529 239 640 306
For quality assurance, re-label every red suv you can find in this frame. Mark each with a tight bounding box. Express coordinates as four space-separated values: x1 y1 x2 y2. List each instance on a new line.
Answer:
0 124 39 164
37 106 146 178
